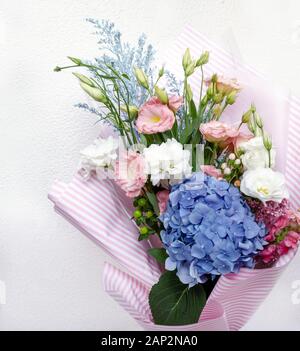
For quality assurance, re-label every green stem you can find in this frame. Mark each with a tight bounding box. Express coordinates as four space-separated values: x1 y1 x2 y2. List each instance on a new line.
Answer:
199 65 204 112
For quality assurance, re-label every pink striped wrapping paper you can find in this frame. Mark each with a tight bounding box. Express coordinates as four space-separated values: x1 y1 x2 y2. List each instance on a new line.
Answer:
49 174 296 331
49 26 300 330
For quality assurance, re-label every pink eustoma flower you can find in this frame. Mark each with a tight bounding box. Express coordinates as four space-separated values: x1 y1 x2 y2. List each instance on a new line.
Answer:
136 97 175 134
168 95 183 112
200 121 239 144
115 151 147 198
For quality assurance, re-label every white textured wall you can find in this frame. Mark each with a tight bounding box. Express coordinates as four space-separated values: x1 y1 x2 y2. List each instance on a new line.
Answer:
0 0 300 330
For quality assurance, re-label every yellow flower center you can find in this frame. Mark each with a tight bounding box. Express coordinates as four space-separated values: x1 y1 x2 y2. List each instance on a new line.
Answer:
257 186 269 195
151 115 161 123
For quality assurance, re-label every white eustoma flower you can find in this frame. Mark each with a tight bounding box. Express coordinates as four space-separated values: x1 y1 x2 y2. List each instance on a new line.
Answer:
143 138 192 186
80 136 119 176
240 168 289 202
239 136 275 170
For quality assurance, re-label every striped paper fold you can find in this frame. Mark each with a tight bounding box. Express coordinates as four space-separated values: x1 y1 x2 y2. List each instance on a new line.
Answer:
49 26 300 330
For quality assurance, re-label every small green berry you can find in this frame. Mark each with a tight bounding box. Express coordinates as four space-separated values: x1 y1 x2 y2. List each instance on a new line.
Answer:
145 210 153 219
139 226 149 235
138 198 147 207
133 210 142 219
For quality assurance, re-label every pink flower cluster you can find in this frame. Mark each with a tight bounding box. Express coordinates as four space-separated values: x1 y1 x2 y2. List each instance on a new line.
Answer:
247 199 300 265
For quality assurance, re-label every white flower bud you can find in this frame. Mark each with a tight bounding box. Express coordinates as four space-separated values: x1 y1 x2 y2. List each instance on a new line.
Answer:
228 153 236 160
224 167 231 175
221 163 227 170
234 159 241 166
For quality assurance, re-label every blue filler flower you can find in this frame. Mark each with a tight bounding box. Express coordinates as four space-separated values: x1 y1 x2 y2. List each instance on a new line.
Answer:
161 173 266 286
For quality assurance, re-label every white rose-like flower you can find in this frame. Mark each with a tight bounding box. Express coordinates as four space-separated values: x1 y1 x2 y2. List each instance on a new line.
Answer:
238 136 264 152
143 138 192 186
239 136 275 170
80 136 119 176
241 149 275 170
240 168 289 202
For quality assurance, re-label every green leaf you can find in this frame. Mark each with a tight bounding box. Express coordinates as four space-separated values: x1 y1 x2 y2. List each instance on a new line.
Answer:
148 248 168 264
180 122 194 144
138 233 151 241
122 73 130 80
139 134 148 146
149 271 206 326
145 191 160 216
189 99 198 121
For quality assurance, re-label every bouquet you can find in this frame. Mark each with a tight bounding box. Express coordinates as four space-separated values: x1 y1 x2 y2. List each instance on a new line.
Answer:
50 20 300 330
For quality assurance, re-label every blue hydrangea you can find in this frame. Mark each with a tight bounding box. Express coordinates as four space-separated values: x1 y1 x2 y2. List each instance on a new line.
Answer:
160 173 267 286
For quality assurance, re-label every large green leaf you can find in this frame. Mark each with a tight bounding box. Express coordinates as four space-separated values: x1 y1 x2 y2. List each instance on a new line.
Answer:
149 271 206 326
148 248 168 264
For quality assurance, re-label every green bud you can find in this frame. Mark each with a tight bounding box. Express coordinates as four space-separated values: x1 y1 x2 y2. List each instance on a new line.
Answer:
196 51 209 66
134 67 149 90
186 84 193 102
72 72 94 87
201 95 208 105
206 84 214 98
242 110 252 124
255 112 264 129
226 91 237 105
145 210 153 219
211 74 218 84
154 86 169 104
120 105 139 119
137 198 147 207
182 48 192 70
133 210 142 219
79 82 107 103
139 226 149 235
213 105 222 118
213 93 224 104
263 133 272 151
68 56 82 65
158 66 165 78
54 66 61 72
248 117 257 135
185 61 196 77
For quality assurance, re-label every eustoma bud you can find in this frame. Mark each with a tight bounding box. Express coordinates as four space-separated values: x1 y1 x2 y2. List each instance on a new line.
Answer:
158 66 165 78
196 51 209 66
242 110 252 124
255 112 264 129
226 91 237 105
134 67 149 90
182 48 192 70
154 86 169 104
263 133 272 151
72 72 94 87
68 56 82 65
185 62 196 77
120 105 139 118
79 82 107 103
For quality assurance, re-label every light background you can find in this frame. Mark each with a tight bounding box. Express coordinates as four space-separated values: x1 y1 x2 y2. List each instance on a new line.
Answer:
0 0 300 330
